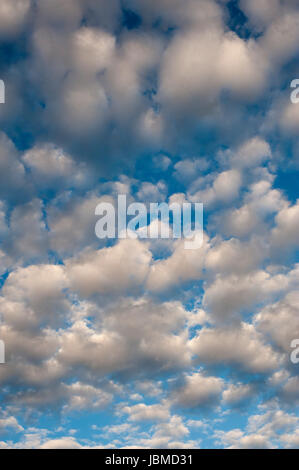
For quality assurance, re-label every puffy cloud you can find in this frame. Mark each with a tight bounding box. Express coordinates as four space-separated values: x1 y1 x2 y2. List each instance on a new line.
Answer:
146 235 209 292
174 158 209 184
240 0 281 30
133 414 197 449
217 178 286 238
77 0 121 31
71 27 115 77
0 0 299 450
159 27 268 119
0 0 31 38
22 144 92 191
63 382 113 412
255 290 299 353
58 297 190 377
280 99 299 134
215 403 299 449
189 170 242 208
138 108 164 144
0 264 68 328
136 181 167 202
205 237 265 275
202 269 289 320
0 416 23 433
0 133 28 203
60 77 109 135
37 0 81 26
48 193 111 256
247 405 298 438
122 402 170 422
245 180 285 216
135 380 163 397
271 201 299 253
261 11 299 64
227 137 272 169
210 169 242 202
222 383 254 406
1 199 48 267
190 323 280 373
39 437 83 449
159 29 222 115
215 428 270 449
127 0 223 30
282 377 299 403
281 429 299 449
219 204 260 238
65 239 151 297
171 372 224 409
217 34 269 99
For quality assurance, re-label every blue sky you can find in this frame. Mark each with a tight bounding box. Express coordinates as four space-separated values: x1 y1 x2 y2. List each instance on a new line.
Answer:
0 0 299 449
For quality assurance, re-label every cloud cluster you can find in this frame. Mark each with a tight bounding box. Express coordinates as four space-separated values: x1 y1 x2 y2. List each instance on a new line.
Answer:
0 0 299 450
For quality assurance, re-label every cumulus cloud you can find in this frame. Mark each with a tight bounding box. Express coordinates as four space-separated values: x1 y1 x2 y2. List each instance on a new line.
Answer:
159 26 269 122
222 383 254 406
227 137 272 169
271 201 299 254
48 192 113 256
171 372 224 409
0 133 29 203
255 289 299 354
122 402 170 422
0 0 299 450
189 169 242 208
202 268 289 321
2 199 48 267
146 234 209 292
65 239 151 297
190 323 280 373
22 144 92 191
57 297 191 378
0 0 31 38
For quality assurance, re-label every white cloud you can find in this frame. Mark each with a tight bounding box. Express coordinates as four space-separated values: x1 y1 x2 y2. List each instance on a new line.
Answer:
203 269 289 320
271 201 299 252
222 383 253 406
189 170 242 208
255 289 299 353
261 11 299 64
48 192 112 256
0 0 31 37
23 144 92 190
190 323 280 373
171 372 224 408
58 297 190 377
147 234 209 292
39 437 83 449
65 239 151 297
229 137 272 169
205 237 265 275
0 416 23 433
122 402 170 422
71 27 115 77
63 382 113 412
240 0 280 29
0 133 28 202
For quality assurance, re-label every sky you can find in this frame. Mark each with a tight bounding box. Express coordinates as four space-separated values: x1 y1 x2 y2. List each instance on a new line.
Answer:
0 0 299 449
